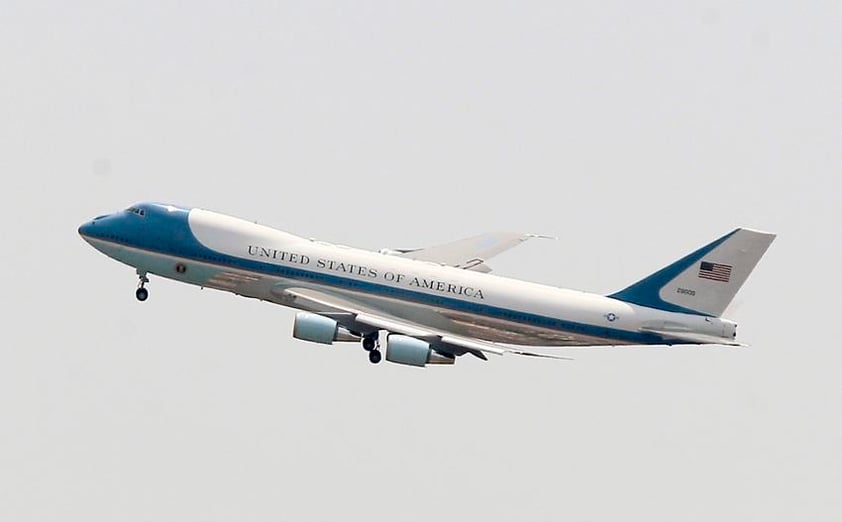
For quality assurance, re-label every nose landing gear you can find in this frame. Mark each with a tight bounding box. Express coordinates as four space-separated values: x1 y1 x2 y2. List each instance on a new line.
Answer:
135 272 149 301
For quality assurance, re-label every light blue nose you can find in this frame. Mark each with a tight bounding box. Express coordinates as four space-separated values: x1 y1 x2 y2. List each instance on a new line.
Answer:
78 220 95 237
78 214 111 239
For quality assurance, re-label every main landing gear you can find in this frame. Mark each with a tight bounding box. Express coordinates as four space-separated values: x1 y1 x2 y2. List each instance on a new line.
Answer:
362 333 382 364
135 272 149 302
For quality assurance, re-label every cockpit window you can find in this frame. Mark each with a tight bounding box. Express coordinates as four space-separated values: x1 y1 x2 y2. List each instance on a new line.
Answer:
125 206 146 217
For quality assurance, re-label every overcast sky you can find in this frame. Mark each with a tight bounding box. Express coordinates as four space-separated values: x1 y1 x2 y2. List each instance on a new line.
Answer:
1 1 840 521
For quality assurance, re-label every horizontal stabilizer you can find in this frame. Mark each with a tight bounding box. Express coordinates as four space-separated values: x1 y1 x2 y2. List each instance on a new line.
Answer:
639 327 746 346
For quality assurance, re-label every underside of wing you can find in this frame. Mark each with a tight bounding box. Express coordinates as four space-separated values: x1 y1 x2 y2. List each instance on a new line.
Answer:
278 286 572 362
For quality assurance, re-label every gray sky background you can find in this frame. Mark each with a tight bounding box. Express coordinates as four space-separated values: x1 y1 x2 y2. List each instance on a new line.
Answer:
1 1 840 520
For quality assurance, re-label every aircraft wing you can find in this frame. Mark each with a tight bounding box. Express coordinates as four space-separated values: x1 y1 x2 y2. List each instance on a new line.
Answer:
279 286 572 361
384 232 551 273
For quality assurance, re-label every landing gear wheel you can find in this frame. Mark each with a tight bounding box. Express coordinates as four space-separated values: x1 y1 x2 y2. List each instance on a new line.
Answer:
362 337 377 351
368 350 382 364
135 271 150 302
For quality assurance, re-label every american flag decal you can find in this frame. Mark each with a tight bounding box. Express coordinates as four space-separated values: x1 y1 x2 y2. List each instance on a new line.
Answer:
698 261 732 282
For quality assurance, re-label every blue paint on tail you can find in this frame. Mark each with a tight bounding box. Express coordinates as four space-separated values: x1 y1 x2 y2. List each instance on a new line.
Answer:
608 229 738 316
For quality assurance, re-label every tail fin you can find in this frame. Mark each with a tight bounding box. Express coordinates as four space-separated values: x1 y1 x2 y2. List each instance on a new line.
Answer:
609 228 776 317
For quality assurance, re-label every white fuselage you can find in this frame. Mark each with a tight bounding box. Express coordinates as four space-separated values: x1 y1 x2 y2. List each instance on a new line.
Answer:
84 207 734 347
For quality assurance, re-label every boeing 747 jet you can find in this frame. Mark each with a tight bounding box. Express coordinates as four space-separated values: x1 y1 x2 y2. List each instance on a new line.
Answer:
79 203 775 367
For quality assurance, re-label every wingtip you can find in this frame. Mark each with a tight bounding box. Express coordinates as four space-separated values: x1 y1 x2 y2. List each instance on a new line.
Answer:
526 233 558 241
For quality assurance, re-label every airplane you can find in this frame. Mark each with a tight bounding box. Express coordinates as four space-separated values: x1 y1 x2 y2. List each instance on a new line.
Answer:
78 203 775 367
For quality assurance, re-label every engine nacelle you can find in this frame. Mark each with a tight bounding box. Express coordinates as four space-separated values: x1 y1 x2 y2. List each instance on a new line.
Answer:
385 335 455 367
292 312 360 345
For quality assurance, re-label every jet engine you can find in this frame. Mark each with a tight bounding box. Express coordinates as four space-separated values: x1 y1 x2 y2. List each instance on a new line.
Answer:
292 312 360 345
385 335 455 367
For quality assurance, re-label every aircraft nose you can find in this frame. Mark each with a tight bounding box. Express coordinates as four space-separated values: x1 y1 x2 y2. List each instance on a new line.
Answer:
78 214 109 238
78 220 94 237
